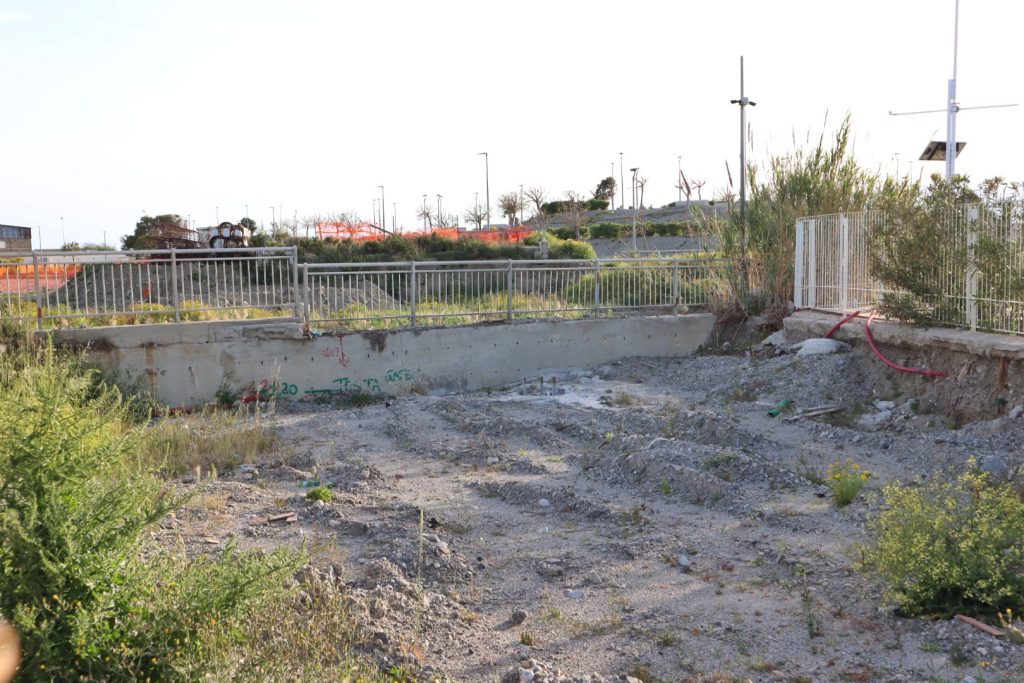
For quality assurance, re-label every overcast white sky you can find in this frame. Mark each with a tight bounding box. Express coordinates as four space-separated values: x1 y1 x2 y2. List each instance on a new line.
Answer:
2 0 1022 248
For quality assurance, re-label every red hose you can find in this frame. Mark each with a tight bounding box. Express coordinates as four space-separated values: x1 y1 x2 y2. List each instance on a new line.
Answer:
823 310 861 338
863 312 948 378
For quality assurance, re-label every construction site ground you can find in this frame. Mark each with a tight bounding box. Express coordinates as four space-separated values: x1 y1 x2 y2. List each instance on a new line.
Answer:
161 341 1024 683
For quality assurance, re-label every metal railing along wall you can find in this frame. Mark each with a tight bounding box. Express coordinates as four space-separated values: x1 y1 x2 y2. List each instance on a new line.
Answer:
0 247 300 328
302 257 731 330
795 203 1024 336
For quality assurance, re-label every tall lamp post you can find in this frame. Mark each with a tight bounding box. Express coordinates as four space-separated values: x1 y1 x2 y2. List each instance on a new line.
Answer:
519 184 524 225
629 167 639 251
422 195 428 229
478 152 490 229
619 152 624 209
437 194 443 227
267 206 272 231
730 55 756 277
377 185 386 233
677 156 682 202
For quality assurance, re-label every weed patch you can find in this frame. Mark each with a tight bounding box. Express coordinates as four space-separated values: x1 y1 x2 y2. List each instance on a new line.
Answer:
859 464 1024 616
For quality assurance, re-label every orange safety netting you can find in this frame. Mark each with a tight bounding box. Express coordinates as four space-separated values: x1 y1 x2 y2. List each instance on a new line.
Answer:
0 264 81 293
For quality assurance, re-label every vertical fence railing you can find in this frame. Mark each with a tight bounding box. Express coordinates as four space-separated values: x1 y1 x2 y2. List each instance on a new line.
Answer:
0 247 300 328
796 202 1024 336
301 257 731 330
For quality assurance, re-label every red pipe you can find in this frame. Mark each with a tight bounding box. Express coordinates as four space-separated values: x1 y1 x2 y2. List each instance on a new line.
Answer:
864 312 948 378
823 310 861 339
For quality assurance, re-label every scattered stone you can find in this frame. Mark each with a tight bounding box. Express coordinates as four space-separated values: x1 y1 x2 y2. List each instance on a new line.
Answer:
760 329 788 348
537 559 565 578
518 668 535 683
537 498 552 508
486 455 500 465
791 338 849 356
565 589 583 599
857 410 893 431
980 454 1010 481
676 554 693 573
873 399 898 411
1009 404 1024 419
510 609 528 626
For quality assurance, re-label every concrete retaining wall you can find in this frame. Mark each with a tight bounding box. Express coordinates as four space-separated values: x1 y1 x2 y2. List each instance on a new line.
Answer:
47 315 716 408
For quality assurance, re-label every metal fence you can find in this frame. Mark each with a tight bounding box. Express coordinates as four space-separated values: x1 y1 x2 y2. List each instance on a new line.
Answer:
304 257 731 329
0 247 300 327
795 203 1024 335
1 249 729 331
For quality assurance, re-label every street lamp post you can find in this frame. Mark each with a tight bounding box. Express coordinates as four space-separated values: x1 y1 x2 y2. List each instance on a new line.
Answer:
619 152 624 210
437 194 443 227
519 184 524 225
393 202 397 233
730 55 756 274
422 195 428 229
216 206 220 224
478 152 489 229
677 156 682 202
378 185 386 232
629 167 639 251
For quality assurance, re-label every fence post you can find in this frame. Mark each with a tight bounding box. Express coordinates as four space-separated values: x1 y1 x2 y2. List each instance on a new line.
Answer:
807 220 817 309
291 247 301 318
32 252 43 331
170 249 180 323
409 261 417 327
671 259 679 307
793 220 804 308
506 259 514 321
839 214 849 312
592 259 601 317
302 264 310 324
966 206 979 331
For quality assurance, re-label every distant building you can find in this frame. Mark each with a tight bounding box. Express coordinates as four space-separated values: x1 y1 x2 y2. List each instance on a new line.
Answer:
0 224 32 252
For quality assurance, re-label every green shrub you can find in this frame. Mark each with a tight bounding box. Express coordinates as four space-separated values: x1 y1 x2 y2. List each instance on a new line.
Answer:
524 231 596 260
589 223 626 239
305 486 334 502
826 459 873 506
860 465 1024 616
0 345 305 679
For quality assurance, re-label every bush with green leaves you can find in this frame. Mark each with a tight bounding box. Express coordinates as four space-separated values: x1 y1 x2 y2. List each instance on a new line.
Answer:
0 346 305 680
698 115 902 322
859 465 1024 616
523 231 596 260
869 175 1024 330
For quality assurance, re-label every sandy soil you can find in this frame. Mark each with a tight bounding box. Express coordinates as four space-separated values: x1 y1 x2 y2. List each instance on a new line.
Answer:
160 345 1024 683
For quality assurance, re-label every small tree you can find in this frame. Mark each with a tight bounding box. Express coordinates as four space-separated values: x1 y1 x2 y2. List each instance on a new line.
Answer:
463 204 487 231
416 205 434 229
593 176 616 203
497 192 523 227
563 191 588 239
121 214 188 250
524 186 547 218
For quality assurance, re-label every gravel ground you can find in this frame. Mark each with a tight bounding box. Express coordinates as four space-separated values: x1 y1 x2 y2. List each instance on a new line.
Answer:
158 339 1024 683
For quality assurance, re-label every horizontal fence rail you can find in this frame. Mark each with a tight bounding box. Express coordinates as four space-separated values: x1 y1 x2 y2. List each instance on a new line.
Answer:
795 202 1024 336
0 247 300 328
303 257 731 330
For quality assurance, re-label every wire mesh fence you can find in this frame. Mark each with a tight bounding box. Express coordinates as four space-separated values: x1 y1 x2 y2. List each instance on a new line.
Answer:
303 257 732 330
795 202 1024 335
0 247 300 327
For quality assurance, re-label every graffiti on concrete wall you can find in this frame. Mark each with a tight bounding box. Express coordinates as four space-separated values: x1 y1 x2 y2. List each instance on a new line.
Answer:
243 367 418 401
